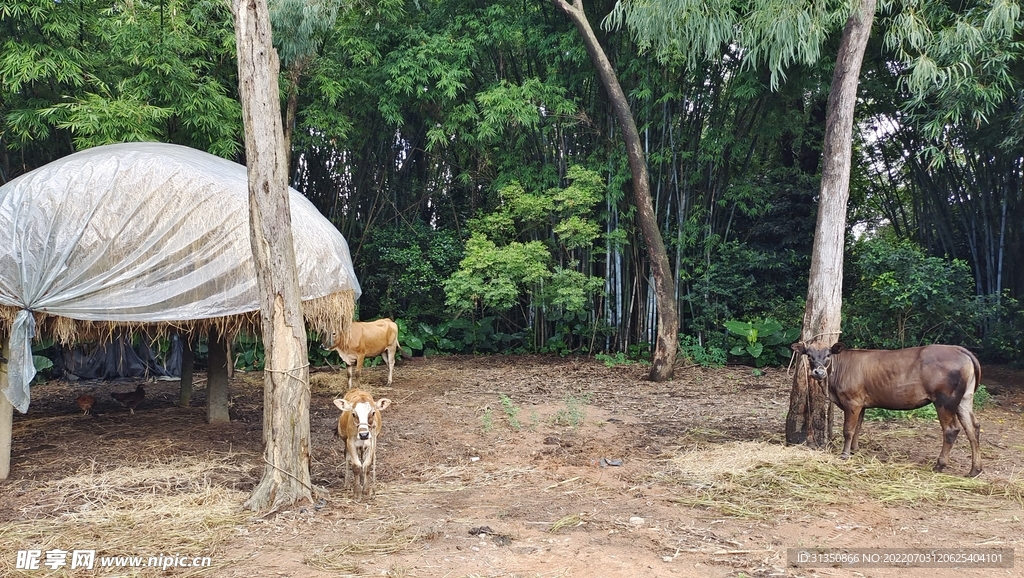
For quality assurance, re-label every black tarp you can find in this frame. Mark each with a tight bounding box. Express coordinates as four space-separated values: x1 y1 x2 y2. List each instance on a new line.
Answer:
56 333 183 380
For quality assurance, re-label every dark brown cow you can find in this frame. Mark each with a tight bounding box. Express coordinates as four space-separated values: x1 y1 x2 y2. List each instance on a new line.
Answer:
791 342 982 477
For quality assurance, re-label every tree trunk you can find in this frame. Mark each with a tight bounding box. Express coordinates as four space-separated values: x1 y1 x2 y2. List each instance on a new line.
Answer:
233 0 315 512
552 0 678 381
206 328 230 424
787 0 876 447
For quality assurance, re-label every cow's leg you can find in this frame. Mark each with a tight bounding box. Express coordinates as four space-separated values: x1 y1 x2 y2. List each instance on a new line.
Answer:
840 406 860 459
344 439 358 491
350 446 366 498
366 453 377 498
850 408 867 453
352 353 366 388
934 406 960 473
385 344 397 385
358 447 371 498
956 402 983 477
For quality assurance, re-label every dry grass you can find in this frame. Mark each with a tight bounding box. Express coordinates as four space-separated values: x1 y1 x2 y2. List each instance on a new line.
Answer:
304 515 422 573
652 441 1024 519
0 452 255 577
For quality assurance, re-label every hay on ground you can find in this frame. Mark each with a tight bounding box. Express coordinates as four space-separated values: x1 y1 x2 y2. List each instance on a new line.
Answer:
651 441 1024 519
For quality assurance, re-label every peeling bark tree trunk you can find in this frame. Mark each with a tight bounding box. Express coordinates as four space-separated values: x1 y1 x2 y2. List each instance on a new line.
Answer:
552 0 678 381
787 0 876 447
233 0 314 512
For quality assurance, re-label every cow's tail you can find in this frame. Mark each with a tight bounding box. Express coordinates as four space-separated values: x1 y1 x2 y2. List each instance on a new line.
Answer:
957 346 982 414
394 336 410 360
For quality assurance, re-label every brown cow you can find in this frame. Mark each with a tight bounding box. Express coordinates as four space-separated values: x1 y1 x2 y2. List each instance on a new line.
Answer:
334 389 392 498
791 342 982 477
323 318 401 388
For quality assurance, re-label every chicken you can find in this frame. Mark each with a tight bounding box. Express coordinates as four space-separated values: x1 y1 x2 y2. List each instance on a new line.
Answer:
76 394 96 415
110 384 145 414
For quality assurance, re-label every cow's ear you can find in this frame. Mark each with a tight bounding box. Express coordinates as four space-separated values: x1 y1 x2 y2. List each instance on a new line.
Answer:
790 342 807 354
376 398 392 412
333 398 351 412
831 342 846 354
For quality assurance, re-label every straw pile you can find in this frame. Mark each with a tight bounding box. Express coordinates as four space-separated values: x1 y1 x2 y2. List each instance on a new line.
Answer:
0 452 254 576
652 441 1024 519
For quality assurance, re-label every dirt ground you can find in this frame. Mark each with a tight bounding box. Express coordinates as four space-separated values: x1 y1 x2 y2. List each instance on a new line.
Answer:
2 355 1024 578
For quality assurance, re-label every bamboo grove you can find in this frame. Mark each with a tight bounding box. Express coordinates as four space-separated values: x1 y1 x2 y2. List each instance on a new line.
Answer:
2 0 1022 363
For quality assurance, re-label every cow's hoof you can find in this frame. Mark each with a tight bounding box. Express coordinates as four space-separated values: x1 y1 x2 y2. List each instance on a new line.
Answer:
968 467 982 477
839 453 851 460
933 463 947 473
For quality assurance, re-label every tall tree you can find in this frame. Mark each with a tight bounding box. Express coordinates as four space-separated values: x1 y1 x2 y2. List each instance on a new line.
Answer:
233 0 314 511
552 0 679 381
268 0 340 162
787 0 876 447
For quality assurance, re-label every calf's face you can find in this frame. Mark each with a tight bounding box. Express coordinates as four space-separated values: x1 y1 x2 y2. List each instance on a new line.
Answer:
791 342 845 381
333 397 392 441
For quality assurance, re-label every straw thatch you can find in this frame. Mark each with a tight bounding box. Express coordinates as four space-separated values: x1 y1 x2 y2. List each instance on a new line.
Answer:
0 289 354 347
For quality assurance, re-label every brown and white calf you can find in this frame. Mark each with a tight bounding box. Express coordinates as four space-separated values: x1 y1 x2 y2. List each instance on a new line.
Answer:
334 389 392 498
791 342 982 477
323 318 401 388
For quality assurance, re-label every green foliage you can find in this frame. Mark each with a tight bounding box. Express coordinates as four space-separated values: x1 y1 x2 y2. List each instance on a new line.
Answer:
678 334 728 368
269 0 339 67
974 292 1024 364
725 319 799 367
604 0 849 90
480 407 494 433
845 237 978 348
444 233 551 313
404 317 524 356
445 166 605 336
234 333 265 371
595 352 630 367
865 405 939 421
32 347 55 383
499 394 522 430
551 393 592 428
308 331 343 367
394 318 423 355
357 222 464 325
865 385 992 421
882 0 1022 159
545 266 605 314
974 385 992 409
680 236 810 350
1 0 241 159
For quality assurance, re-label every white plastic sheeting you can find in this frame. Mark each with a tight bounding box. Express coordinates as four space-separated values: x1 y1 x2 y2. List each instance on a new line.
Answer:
0 142 360 412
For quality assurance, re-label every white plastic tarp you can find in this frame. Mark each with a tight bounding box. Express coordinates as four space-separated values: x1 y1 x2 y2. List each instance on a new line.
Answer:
0 142 361 412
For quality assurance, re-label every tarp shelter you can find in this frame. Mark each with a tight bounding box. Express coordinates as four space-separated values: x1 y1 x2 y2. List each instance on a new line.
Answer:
0 142 361 477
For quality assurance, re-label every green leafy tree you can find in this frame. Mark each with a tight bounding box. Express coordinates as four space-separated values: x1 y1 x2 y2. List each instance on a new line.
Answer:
356 222 464 324
1 0 241 171
845 236 977 348
444 166 605 350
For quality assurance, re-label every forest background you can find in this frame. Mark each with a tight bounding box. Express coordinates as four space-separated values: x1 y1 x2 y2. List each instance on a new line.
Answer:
2 0 1022 369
